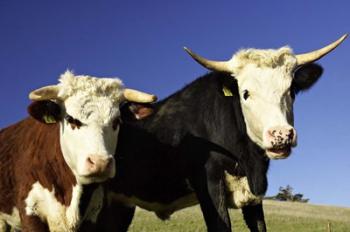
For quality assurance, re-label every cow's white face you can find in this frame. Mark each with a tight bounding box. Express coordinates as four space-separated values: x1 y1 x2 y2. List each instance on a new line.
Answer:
233 53 297 159
28 71 157 184
229 47 324 159
59 94 121 184
53 72 124 184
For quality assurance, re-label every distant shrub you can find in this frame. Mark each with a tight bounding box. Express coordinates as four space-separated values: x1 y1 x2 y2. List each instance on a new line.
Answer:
266 185 309 203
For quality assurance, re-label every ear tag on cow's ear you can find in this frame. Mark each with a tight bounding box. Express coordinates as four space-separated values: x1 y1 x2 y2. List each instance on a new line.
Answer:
222 86 233 97
43 115 56 124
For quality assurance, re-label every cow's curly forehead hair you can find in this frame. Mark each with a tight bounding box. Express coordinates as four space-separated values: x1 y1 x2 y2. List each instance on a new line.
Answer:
229 46 298 74
57 70 124 101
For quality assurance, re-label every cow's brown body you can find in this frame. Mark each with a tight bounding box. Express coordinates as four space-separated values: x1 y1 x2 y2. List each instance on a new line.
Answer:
0 118 100 232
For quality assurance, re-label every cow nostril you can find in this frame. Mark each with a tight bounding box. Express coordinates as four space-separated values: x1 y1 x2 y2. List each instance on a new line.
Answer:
87 157 95 165
267 129 275 138
288 129 294 139
289 129 293 134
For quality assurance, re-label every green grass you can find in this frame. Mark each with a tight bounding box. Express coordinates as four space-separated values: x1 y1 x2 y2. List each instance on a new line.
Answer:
129 200 350 232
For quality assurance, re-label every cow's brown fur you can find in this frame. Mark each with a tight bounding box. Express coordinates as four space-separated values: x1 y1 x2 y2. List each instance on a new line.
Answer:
0 117 77 230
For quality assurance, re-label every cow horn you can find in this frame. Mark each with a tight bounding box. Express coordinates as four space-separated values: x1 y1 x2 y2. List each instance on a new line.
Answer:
296 34 347 65
123 89 157 103
184 47 232 73
29 85 60 101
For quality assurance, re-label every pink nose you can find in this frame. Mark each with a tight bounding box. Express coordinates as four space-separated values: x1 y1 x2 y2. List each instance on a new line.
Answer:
85 155 113 175
265 126 297 148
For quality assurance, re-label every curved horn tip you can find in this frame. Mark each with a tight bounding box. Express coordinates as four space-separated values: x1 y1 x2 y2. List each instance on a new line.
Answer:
28 92 39 101
183 47 233 73
296 34 348 65
123 89 158 103
183 47 195 56
340 33 348 40
183 46 190 52
144 94 158 103
332 33 348 45
150 95 157 102
28 85 60 101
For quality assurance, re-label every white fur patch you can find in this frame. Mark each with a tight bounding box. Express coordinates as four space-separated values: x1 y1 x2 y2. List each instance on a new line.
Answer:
25 182 82 232
224 172 262 209
0 208 20 231
57 70 124 101
228 46 297 75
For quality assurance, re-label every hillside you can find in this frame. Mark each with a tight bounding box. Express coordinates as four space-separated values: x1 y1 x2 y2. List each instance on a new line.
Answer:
129 200 350 232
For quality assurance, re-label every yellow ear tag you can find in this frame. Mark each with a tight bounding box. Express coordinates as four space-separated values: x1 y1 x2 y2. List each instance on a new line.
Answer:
43 115 56 124
222 86 233 97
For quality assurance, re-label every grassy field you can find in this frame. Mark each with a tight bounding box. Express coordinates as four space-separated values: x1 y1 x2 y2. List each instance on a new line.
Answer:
129 200 350 232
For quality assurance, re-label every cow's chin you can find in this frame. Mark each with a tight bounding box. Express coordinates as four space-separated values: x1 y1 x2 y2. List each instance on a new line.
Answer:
76 170 116 185
265 147 292 159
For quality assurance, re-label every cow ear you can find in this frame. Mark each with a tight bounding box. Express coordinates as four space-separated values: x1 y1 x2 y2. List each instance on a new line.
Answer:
293 63 323 93
27 100 61 124
120 102 154 121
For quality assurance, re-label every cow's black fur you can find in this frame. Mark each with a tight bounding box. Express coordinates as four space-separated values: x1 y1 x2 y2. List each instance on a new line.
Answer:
97 72 269 232
97 64 323 232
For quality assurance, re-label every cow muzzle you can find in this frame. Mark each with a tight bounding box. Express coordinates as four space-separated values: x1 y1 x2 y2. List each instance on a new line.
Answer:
83 155 115 178
264 126 297 159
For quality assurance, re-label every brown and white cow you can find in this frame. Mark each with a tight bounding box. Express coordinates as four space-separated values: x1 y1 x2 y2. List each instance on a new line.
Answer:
0 71 156 232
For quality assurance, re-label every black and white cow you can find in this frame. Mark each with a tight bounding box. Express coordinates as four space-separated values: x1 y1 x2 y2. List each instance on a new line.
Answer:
97 35 347 232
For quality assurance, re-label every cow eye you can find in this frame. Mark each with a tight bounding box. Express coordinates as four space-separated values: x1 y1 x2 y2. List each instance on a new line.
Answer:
112 117 122 131
243 90 250 100
65 115 82 129
65 115 74 124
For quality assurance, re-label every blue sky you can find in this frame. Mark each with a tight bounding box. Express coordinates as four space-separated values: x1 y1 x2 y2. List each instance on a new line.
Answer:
0 1 349 207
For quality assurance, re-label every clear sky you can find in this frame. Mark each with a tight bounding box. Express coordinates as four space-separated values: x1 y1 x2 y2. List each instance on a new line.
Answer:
0 1 349 207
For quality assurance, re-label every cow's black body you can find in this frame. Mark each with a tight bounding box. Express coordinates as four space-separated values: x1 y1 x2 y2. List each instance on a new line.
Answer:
98 72 270 232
